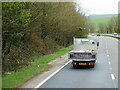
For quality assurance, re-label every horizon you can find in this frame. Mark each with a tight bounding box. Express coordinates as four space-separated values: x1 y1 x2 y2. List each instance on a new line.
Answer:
75 0 119 16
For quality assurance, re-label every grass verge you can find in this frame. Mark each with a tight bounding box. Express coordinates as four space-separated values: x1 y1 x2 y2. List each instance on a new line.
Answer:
2 45 73 88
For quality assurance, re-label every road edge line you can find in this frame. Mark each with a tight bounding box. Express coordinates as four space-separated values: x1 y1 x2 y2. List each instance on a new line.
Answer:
34 60 72 88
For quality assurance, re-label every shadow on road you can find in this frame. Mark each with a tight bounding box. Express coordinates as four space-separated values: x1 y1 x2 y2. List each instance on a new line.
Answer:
70 66 95 70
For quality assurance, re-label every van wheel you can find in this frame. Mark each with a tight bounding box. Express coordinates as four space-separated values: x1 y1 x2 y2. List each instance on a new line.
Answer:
73 65 77 68
90 65 94 68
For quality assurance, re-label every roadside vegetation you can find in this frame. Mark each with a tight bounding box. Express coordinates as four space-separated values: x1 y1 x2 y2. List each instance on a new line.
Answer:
2 2 92 88
98 16 118 33
97 15 120 33
2 45 73 88
88 14 120 34
86 16 112 33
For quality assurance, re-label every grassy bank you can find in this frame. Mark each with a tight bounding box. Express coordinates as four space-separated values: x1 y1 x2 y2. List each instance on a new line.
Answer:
2 45 73 88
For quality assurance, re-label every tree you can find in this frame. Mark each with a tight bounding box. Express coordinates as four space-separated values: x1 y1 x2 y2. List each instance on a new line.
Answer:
2 2 31 73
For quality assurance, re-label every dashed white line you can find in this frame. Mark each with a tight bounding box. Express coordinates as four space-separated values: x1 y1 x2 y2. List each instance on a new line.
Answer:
111 74 115 80
34 60 72 88
108 61 111 64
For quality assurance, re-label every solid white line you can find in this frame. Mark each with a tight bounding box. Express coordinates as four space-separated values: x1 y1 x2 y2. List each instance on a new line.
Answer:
111 74 115 80
34 60 72 88
112 37 118 41
108 61 111 65
115 39 118 41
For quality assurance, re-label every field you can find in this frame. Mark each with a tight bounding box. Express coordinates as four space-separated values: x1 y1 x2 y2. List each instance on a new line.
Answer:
89 16 113 28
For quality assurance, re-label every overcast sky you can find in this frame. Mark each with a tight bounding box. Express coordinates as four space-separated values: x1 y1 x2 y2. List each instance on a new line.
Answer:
75 0 120 15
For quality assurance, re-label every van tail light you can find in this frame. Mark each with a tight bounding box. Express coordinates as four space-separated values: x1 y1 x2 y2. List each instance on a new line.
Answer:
89 63 94 65
72 62 76 65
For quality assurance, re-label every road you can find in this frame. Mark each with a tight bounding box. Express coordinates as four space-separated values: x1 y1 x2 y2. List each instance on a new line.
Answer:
101 34 120 38
37 36 118 88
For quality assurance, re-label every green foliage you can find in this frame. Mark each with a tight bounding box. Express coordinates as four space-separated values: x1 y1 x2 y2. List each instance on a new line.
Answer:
88 15 119 34
2 2 31 73
2 2 31 32
118 14 120 33
98 16 118 33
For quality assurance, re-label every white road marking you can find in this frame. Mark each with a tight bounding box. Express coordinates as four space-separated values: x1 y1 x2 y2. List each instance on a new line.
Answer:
112 37 118 41
107 55 109 57
111 74 115 80
34 60 72 88
115 39 118 41
108 61 111 64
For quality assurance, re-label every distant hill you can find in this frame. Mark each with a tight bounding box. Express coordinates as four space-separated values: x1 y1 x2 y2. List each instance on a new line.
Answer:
87 14 118 28
88 14 118 18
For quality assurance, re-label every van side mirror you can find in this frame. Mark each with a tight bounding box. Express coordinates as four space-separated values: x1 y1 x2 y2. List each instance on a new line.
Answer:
92 42 95 44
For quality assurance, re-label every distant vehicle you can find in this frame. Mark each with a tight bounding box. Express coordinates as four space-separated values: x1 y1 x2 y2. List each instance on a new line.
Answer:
91 33 95 36
114 33 118 36
97 33 100 36
69 38 99 68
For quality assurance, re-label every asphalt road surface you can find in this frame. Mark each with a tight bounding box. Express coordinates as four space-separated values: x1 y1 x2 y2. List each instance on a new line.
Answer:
38 36 118 88
101 34 120 38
